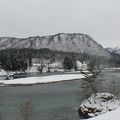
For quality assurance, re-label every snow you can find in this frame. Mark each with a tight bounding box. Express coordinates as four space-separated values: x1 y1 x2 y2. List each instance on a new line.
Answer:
0 73 85 85
81 70 90 73
79 93 120 118
0 69 7 76
81 70 93 77
65 70 92 76
65 71 81 73
76 60 83 69
76 61 88 70
49 62 63 68
26 66 39 73
89 107 120 120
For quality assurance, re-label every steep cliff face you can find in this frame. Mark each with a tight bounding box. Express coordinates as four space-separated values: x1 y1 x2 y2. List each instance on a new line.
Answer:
0 33 110 57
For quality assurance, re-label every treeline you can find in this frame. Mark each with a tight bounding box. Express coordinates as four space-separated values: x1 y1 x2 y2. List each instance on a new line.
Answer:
109 52 120 67
0 48 117 71
0 49 28 71
0 48 90 71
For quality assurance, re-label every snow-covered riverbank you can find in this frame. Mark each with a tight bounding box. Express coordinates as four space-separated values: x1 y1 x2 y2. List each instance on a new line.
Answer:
0 73 85 85
78 93 120 119
89 107 120 120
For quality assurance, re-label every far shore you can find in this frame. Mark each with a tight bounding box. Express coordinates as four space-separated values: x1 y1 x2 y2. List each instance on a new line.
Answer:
0 73 86 86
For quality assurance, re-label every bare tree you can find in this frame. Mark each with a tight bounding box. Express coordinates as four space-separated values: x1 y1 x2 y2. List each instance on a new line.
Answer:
17 100 34 120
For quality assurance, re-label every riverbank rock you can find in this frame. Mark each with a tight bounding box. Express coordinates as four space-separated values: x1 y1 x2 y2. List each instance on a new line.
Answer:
78 93 120 119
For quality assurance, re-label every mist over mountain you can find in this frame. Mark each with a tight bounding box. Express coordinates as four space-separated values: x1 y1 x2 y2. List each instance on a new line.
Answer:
0 33 110 58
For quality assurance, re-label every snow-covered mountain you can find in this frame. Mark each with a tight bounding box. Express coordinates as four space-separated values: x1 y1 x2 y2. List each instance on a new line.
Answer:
114 46 120 54
106 46 120 54
0 33 110 57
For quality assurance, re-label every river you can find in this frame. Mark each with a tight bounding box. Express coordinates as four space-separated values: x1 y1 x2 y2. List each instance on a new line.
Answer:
1 70 120 120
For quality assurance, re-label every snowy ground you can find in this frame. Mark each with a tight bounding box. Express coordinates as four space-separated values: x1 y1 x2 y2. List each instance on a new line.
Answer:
0 73 85 85
89 107 120 120
79 93 120 118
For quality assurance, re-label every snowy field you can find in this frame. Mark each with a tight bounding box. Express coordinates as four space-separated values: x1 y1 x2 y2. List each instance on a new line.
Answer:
0 73 85 85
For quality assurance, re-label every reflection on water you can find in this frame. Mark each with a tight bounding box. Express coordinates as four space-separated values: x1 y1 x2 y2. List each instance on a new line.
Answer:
98 71 120 98
3 80 82 120
1 71 120 120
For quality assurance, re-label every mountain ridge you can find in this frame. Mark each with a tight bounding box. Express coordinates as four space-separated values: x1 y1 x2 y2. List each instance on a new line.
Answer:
106 46 120 55
0 33 110 58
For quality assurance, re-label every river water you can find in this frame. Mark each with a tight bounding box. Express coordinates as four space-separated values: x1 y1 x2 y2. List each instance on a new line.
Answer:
1 70 120 120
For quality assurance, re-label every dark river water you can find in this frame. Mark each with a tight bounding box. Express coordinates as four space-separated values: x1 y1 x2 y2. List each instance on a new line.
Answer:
1 70 120 120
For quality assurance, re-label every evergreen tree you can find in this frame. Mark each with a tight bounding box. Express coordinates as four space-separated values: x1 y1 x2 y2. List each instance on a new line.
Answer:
0 49 28 71
63 57 74 70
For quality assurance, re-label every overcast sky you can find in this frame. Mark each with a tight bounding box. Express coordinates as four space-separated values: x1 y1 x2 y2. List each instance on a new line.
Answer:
0 0 120 47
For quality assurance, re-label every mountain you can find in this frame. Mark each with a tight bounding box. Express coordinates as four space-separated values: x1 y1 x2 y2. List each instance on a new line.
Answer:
0 33 110 57
114 46 120 54
106 46 120 67
106 46 120 54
